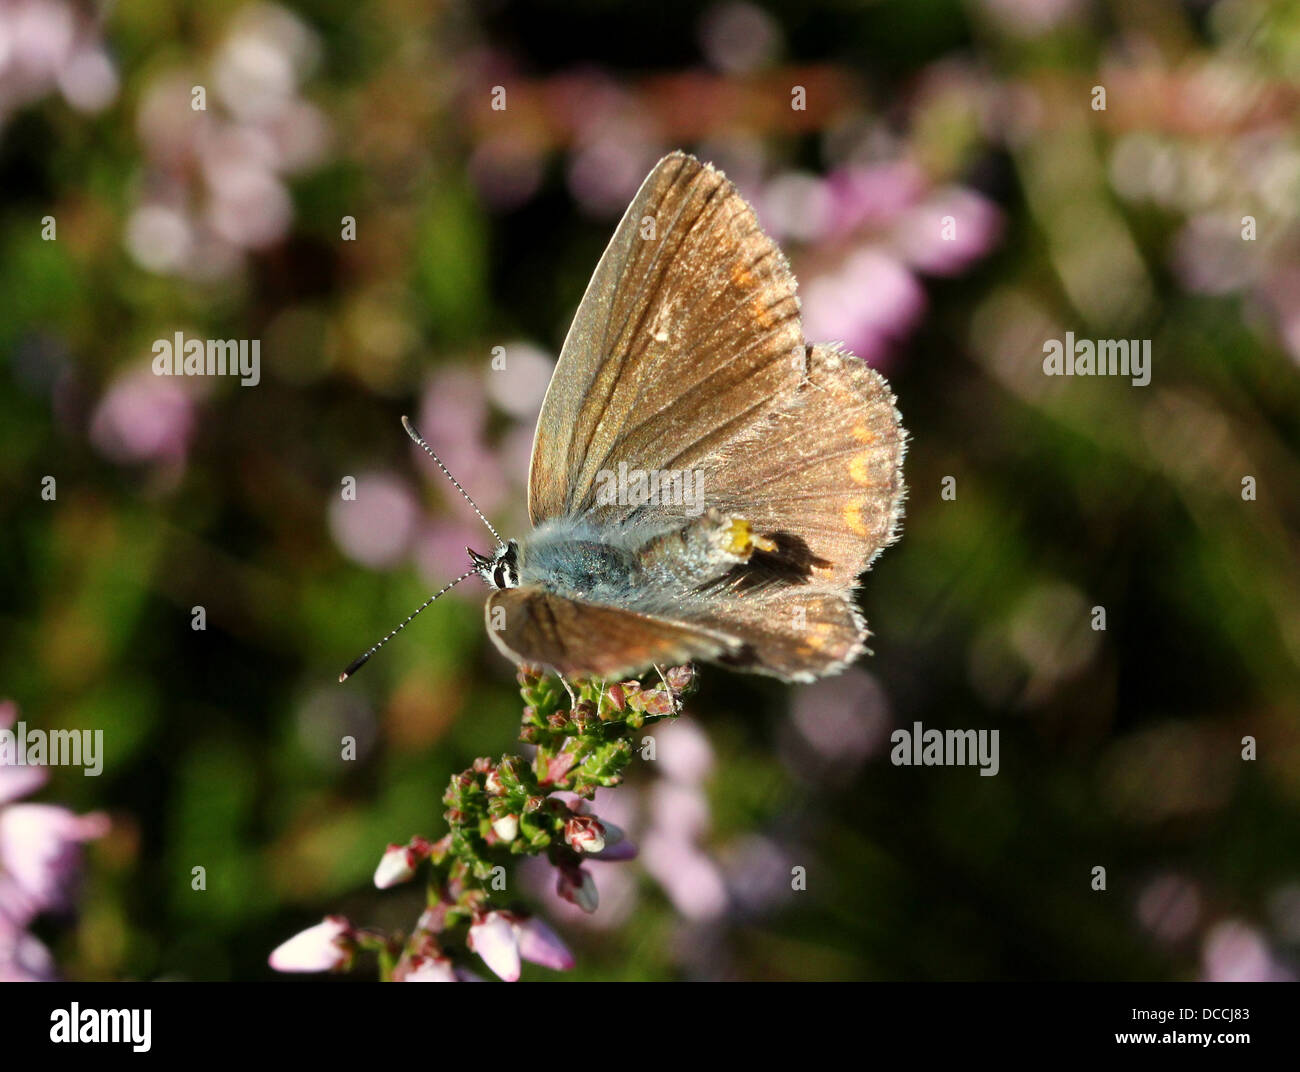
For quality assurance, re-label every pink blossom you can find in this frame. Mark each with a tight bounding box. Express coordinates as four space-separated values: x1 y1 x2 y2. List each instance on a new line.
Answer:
641 834 729 922
0 804 109 918
468 911 521 982
372 838 430 890
514 915 574 972
555 864 599 914
0 922 56 982
402 956 459 982
268 916 353 973
89 368 196 467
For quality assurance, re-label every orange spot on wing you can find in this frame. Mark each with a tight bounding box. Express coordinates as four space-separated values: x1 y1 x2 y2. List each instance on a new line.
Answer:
843 499 869 537
849 454 875 486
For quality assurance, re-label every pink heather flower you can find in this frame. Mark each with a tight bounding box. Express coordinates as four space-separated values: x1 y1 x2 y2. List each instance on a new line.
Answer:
0 804 109 918
513 915 574 972
89 367 196 467
641 834 729 923
402 955 459 983
0 923 56 982
468 911 521 982
654 719 714 785
556 864 599 914
327 471 420 569
891 186 1004 277
268 916 353 973
373 838 430 890
564 815 606 854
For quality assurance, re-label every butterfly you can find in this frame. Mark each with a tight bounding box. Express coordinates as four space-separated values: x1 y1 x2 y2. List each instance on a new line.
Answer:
341 151 906 686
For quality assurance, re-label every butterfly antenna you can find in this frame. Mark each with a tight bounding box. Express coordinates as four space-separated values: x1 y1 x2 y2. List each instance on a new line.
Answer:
338 568 477 683
401 415 501 544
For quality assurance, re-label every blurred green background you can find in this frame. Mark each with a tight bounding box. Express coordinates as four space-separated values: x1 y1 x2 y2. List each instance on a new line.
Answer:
2 0 1299 981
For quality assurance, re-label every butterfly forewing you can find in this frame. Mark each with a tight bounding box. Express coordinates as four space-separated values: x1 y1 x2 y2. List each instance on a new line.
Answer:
528 151 805 527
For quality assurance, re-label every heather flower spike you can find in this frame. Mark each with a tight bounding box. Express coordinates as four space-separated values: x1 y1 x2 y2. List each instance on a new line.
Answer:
269 664 696 978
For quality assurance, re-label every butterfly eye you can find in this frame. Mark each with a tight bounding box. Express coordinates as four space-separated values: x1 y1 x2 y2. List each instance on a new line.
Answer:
493 562 513 589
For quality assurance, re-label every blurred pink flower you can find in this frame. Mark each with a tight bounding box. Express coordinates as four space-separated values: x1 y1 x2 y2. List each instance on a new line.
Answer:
641 834 729 922
801 248 926 365
417 368 508 517
0 805 108 921
89 367 196 467
514 914 575 972
0 0 119 125
0 700 108 981
649 781 711 844
0 922 56 982
1200 919 1295 982
826 161 927 234
892 186 1004 276
125 4 329 280
328 471 420 569
782 669 893 784
653 720 715 786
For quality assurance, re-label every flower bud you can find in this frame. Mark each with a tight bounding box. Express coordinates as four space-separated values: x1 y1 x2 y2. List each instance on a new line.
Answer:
268 916 353 973
491 813 519 842
556 865 599 914
564 814 606 854
402 955 458 982
372 838 430 889
468 911 521 982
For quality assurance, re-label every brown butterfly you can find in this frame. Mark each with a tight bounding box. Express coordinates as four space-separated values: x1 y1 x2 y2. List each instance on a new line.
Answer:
341 151 905 686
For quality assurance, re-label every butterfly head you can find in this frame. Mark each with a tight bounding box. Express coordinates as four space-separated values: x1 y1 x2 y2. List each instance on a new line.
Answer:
469 540 520 590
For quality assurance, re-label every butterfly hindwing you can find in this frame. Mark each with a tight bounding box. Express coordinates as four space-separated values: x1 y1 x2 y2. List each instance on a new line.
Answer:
485 586 743 680
705 343 906 590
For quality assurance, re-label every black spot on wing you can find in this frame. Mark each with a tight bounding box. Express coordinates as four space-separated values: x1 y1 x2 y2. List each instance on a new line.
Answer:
694 532 832 595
